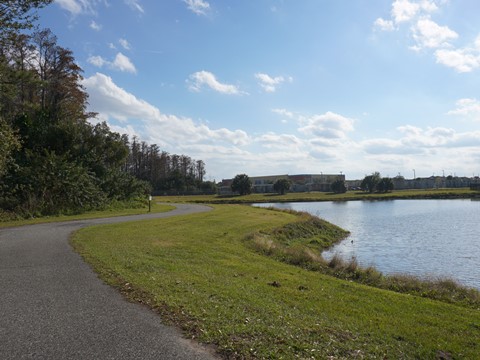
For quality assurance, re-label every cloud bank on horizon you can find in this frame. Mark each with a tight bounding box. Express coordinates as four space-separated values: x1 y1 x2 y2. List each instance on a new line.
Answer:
47 0 480 180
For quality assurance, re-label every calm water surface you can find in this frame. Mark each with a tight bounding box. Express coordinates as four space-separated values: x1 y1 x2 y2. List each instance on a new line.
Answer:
256 200 480 289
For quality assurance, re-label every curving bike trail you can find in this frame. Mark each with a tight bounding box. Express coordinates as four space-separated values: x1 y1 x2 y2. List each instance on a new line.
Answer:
0 204 217 360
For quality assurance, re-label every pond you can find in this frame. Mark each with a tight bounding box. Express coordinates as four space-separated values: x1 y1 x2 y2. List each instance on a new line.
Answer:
255 199 480 289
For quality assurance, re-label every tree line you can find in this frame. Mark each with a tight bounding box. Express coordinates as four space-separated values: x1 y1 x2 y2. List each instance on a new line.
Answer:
124 137 215 195
0 1 210 218
228 173 394 196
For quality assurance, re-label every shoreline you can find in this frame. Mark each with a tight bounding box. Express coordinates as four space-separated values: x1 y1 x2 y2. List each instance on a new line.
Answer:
256 202 480 293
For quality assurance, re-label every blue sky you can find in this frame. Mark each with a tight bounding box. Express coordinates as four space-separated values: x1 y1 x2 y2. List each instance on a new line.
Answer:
40 0 480 180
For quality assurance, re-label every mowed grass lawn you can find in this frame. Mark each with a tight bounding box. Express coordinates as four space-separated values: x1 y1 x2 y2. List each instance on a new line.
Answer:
72 204 480 359
0 202 175 228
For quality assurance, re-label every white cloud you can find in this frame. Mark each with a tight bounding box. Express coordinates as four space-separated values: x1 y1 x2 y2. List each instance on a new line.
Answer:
256 133 302 149
375 0 439 29
435 48 480 73
87 55 107 67
112 53 137 73
184 0 210 16
255 73 292 93
362 125 480 156
272 108 295 119
81 73 250 149
87 53 137 74
119 38 131 50
298 111 355 139
419 0 439 13
124 0 144 13
392 0 420 24
374 18 395 31
375 0 444 30
373 1 480 73
448 98 480 120
272 109 355 141
397 124 422 137
55 0 104 15
188 71 244 95
89 20 102 31
55 0 83 14
361 139 424 155
432 33 480 72
398 125 456 147
375 1 447 39
412 18 457 49
197 126 250 146
82 73 159 122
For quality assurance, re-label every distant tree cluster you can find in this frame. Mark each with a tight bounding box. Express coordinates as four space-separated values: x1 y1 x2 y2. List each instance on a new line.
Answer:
0 1 210 217
124 137 215 194
361 172 394 193
231 174 252 196
273 178 291 195
331 179 347 194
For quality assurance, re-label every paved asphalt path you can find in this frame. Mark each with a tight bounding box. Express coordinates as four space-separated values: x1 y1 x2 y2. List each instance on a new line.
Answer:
0 204 218 360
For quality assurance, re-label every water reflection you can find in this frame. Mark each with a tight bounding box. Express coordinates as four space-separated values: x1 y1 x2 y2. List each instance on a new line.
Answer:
255 200 480 289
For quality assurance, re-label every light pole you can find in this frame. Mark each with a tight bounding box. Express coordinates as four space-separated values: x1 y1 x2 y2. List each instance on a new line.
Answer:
412 169 416 180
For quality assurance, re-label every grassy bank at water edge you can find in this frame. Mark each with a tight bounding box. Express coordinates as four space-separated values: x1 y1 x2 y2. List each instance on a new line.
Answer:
72 204 480 359
157 187 478 204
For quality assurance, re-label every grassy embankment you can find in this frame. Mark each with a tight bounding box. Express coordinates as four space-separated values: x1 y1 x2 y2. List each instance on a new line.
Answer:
158 187 478 204
72 204 480 359
0 201 174 228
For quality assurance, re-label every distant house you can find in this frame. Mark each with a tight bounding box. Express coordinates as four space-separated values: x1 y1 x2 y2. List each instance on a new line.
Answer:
250 174 288 193
396 176 473 190
218 173 345 195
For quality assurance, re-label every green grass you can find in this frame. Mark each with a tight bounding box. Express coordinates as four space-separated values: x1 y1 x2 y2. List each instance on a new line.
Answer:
72 204 480 359
0 201 175 228
158 187 478 204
